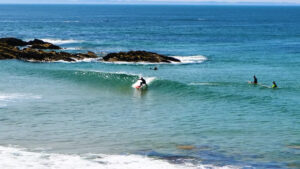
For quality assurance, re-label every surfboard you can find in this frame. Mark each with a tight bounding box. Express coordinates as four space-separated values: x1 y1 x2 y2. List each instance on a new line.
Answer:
135 84 147 89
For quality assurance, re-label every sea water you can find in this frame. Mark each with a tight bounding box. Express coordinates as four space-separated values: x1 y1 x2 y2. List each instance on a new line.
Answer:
0 5 299 169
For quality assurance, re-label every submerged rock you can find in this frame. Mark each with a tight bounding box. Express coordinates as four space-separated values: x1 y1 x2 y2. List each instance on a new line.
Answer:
102 50 180 63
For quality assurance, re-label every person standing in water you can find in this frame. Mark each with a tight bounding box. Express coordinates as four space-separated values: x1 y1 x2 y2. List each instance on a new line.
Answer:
272 81 277 88
253 75 258 84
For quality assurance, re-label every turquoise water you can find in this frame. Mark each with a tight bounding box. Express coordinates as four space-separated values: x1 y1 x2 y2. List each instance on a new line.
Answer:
0 5 299 169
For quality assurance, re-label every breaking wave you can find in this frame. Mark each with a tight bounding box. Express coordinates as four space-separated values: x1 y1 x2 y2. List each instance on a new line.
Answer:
0 146 238 169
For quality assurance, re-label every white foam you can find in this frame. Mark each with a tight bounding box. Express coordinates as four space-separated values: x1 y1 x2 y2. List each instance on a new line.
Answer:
73 58 100 63
0 146 238 169
0 93 23 101
41 39 84 45
62 47 82 50
0 93 41 101
45 58 100 63
172 55 208 64
0 93 41 107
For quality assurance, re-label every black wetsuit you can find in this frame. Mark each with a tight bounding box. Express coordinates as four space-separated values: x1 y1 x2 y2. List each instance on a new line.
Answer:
254 77 257 84
140 78 147 86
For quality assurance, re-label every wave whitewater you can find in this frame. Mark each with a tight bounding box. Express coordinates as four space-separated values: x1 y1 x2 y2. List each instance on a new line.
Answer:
0 146 238 169
0 93 41 107
172 55 208 64
41 39 84 45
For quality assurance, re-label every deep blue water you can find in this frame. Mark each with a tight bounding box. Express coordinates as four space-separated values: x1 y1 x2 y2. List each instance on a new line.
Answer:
0 5 299 169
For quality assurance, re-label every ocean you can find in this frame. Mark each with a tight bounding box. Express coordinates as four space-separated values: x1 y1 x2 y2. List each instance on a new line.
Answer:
0 5 299 169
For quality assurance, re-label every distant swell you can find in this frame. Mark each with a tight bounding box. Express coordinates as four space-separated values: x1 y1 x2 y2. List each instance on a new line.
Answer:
0 146 238 169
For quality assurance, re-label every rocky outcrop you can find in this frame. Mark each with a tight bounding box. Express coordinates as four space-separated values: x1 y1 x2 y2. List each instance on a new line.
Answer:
0 37 98 62
102 50 180 63
28 39 61 49
0 37 28 46
0 37 61 49
0 37 180 63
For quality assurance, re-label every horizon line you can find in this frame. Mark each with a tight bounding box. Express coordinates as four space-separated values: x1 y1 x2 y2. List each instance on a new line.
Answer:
0 1 300 6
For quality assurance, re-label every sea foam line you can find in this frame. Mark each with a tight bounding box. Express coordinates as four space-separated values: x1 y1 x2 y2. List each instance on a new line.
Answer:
53 58 100 63
0 146 238 169
0 93 41 101
0 93 41 107
172 55 208 64
41 39 84 45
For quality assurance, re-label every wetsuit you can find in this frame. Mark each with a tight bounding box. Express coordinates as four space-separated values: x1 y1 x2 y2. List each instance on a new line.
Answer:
140 78 147 87
253 77 257 84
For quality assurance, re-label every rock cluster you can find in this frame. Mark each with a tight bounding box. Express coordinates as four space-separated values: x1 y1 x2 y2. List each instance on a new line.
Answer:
0 37 181 63
0 38 98 62
102 50 180 63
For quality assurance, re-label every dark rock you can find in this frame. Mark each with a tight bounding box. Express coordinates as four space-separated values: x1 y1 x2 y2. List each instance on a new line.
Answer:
0 42 20 59
102 50 180 63
28 39 47 45
0 37 178 63
0 37 98 62
0 37 28 46
30 43 61 50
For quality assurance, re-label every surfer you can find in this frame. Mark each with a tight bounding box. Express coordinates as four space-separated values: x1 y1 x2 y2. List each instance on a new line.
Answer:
253 75 258 84
139 77 147 87
150 67 158 70
272 81 277 88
